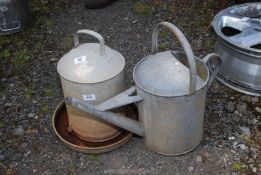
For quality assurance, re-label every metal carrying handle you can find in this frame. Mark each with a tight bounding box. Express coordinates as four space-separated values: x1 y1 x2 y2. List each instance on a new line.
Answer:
152 22 197 95
203 53 222 88
73 29 105 56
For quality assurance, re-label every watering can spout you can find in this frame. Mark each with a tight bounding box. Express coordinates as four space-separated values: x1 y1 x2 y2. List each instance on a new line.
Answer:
65 96 144 137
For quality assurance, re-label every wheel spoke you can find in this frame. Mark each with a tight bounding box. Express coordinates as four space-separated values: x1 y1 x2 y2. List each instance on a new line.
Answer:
229 27 261 48
221 13 253 31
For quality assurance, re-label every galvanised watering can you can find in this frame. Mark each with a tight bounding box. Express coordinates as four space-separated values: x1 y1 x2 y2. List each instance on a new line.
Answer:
58 30 126 142
66 22 222 155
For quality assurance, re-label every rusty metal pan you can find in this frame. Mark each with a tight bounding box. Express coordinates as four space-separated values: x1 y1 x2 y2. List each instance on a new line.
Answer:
52 101 138 154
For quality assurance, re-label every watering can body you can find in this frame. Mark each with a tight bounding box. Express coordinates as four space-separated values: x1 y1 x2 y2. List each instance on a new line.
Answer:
58 30 126 142
134 51 213 154
136 83 206 155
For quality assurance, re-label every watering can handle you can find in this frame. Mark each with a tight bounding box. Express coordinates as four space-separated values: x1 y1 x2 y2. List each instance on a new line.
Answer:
152 22 197 95
203 53 222 88
73 29 105 56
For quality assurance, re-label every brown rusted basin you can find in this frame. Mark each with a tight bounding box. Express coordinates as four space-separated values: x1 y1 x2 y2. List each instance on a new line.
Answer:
52 101 137 154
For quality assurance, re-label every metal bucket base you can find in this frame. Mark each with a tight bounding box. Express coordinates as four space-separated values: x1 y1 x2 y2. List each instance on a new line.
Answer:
52 101 138 154
145 135 202 156
0 25 31 35
217 72 261 97
72 127 123 143
0 17 33 36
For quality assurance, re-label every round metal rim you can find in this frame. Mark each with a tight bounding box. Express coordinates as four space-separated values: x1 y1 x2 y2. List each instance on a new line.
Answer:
216 73 261 96
218 38 260 58
132 51 209 98
52 101 133 154
59 69 125 85
212 2 261 54
146 136 202 156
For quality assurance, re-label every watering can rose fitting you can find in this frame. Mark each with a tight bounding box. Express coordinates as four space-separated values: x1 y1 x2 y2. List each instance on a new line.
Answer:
65 22 222 155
